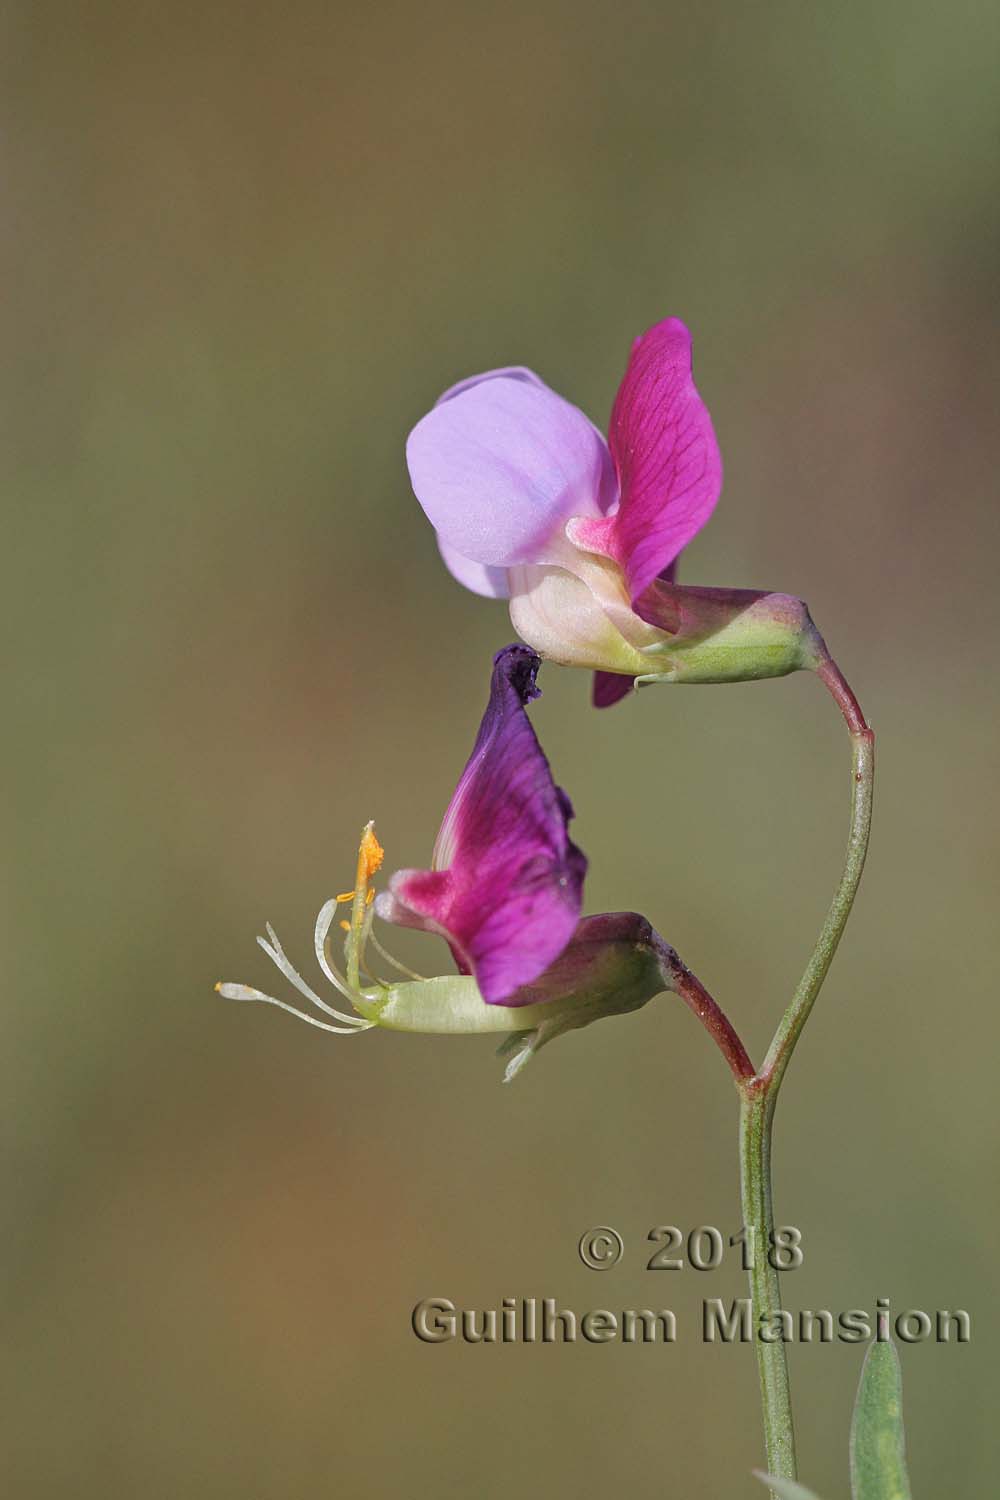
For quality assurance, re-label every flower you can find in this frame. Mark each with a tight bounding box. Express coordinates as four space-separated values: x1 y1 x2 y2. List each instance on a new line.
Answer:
215 646 691 1079
407 319 823 705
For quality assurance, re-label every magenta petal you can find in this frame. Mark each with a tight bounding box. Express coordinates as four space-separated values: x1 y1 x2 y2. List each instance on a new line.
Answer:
592 671 634 708
376 645 587 1004
594 318 722 603
407 375 615 569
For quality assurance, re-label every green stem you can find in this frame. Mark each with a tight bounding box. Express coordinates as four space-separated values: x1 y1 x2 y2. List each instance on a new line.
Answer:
760 658 875 1090
739 654 875 1492
739 1082 795 1481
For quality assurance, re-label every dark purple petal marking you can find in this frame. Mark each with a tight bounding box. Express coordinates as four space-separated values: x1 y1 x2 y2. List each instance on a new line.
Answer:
592 671 635 709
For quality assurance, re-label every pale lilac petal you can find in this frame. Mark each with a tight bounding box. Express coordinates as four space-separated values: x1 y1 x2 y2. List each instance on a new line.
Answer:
375 645 587 1004
435 366 615 455
437 538 511 599
436 366 547 405
569 320 721 603
407 377 615 568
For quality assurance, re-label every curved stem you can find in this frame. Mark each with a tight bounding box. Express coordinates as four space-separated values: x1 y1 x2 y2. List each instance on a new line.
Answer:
760 659 874 1089
739 654 874 1494
671 962 755 1083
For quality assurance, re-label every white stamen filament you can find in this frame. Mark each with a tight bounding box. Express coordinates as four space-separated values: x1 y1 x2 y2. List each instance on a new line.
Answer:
215 983 370 1034
369 928 427 982
259 921 367 1026
313 899 356 996
217 870 424 1037
315 896 390 990
214 913 374 1035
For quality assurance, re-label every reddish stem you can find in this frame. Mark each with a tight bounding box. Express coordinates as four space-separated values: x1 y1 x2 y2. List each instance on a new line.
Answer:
670 962 755 1083
816 653 870 737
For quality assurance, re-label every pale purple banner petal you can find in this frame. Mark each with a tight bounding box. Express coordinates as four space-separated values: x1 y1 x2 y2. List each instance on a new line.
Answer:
435 365 547 405
407 376 615 568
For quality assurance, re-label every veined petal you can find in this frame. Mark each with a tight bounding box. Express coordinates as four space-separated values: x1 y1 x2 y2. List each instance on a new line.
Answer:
407 374 616 569
568 319 722 603
375 645 587 1004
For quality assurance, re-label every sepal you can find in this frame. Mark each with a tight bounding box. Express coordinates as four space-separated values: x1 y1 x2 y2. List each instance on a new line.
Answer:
353 912 680 1081
632 582 824 686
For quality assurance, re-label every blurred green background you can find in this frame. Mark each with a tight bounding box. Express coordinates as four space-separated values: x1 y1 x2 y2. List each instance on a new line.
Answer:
6 1 999 1495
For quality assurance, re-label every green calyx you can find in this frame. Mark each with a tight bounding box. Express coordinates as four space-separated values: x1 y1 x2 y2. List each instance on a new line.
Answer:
353 914 674 1081
635 590 824 687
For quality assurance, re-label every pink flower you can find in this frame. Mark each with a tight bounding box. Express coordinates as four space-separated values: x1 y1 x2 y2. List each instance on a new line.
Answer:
216 646 706 1080
408 320 820 703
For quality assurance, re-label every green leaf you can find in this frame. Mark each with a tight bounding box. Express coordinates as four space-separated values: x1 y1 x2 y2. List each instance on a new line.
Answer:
752 1469 825 1499
850 1331 912 1500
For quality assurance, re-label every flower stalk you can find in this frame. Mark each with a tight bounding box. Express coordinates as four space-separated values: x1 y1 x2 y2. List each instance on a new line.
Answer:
670 962 755 1083
734 658 874 1491
760 689 874 1092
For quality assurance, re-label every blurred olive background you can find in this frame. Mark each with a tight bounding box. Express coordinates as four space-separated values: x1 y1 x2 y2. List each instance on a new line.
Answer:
6 1 999 1495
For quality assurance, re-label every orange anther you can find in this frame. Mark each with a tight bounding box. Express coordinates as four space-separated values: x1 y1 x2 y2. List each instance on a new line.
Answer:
358 824 384 882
